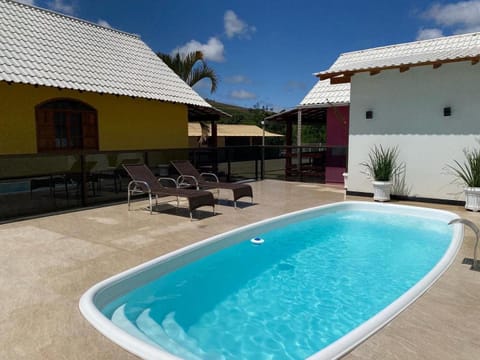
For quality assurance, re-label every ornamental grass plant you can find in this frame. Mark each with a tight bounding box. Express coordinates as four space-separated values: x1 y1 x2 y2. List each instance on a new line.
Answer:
361 145 400 182
448 148 480 188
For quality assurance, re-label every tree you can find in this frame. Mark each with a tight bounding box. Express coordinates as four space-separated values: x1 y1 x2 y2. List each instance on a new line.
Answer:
157 50 218 144
157 50 218 93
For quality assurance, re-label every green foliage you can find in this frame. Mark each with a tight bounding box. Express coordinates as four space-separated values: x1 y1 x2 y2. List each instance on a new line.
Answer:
204 100 328 145
206 100 275 125
292 124 326 145
206 100 286 145
361 145 400 181
448 148 480 187
157 51 219 144
157 50 217 93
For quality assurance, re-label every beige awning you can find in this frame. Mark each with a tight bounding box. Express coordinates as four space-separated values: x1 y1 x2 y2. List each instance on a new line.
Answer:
188 123 284 137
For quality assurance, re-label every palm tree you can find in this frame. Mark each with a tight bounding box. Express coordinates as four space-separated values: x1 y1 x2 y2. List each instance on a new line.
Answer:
157 50 218 144
157 50 217 93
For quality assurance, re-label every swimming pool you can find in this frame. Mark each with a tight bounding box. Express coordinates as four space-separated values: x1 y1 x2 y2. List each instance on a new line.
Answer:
80 201 462 359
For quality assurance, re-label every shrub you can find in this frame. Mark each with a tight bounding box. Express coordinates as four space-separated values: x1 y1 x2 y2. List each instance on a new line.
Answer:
361 145 400 182
448 148 480 188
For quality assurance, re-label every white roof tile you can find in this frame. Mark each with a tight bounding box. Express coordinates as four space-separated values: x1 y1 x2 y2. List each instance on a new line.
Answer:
0 0 210 107
300 79 350 106
319 32 480 77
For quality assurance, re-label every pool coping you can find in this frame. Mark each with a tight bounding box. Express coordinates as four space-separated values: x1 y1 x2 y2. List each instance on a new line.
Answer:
79 201 463 359
308 202 463 359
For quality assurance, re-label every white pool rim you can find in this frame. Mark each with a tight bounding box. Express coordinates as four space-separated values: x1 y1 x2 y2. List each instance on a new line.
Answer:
79 201 463 360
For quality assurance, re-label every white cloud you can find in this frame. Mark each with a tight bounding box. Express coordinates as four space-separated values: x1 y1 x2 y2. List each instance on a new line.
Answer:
416 28 444 40
224 10 256 39
97 19 112 28
230 89 256 100
225 75 251 84
15 0 35 5
172 37 225 62
47 0 75 15
422 1 480 34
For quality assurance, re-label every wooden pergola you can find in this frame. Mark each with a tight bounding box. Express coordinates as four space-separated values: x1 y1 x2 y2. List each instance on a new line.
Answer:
265 106 329 179
265 106 327 146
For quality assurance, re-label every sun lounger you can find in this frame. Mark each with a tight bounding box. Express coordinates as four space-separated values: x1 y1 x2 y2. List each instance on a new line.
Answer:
122 164 215 220
170 160 253 208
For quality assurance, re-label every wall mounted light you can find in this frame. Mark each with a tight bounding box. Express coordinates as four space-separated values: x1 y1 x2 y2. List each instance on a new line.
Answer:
366 110 373 119
443 107 452 117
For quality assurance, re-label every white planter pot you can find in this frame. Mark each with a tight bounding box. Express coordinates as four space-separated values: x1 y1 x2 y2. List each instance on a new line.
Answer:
372 181 392 202
465 187 480 211
342 172 348 189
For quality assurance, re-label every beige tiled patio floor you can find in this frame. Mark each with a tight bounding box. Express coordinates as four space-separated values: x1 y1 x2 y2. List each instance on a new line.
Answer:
0 179 479 359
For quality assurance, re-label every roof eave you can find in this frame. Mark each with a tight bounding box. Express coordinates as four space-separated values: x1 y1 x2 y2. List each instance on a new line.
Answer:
265 106 329 123
317 55 480 83
298 102 349 109
0 80 212 107
188 105 232 121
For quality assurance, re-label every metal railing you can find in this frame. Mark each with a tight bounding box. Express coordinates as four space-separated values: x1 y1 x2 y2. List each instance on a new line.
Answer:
0 145 346 221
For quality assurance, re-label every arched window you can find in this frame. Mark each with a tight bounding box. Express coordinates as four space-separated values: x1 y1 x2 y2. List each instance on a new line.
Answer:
35 99 98 152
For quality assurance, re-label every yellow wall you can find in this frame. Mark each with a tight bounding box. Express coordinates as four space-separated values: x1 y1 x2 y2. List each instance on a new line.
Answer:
0 82 189 155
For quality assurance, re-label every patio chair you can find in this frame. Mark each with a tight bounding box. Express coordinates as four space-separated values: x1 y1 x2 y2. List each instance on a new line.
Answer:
170 160 253 208
122 164 215 220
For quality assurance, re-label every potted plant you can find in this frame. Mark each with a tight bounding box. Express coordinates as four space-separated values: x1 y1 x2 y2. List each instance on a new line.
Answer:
448 148 480 211
361 145 400 202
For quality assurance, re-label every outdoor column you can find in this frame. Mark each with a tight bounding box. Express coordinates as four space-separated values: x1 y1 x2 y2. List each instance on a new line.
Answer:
211 119 218 173
297 109 302 169
261 120 265 179
286 120 292 177
286 119 292 145
297 109 302 146
211 119 218 148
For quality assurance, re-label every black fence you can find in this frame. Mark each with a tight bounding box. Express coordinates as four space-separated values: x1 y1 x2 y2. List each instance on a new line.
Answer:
0 145 346 221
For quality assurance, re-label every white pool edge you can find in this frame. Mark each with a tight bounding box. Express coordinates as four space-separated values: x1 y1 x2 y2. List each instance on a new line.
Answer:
307 204 463 359
79 201 463 360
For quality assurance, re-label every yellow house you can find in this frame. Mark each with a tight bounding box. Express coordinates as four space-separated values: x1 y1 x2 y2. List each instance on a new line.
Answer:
0 0 217 156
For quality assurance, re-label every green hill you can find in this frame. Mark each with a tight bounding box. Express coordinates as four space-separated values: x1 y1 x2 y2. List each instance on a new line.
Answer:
205 99 288 144
206 99 274 125
205 100 324 144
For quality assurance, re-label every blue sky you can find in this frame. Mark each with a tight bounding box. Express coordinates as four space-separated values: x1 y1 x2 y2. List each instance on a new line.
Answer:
19 0 480 110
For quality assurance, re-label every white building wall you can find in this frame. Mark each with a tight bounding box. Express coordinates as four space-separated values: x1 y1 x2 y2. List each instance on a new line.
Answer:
348 61 480 201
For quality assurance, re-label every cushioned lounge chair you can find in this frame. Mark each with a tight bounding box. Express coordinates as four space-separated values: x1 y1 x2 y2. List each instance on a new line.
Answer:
122 164 215 220
170 160 253 208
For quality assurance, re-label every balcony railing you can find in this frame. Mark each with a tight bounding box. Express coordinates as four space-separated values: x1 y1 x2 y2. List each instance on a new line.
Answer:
0 145 346 221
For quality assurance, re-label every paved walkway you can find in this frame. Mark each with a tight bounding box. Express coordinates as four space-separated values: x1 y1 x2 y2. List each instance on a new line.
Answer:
0 180 478 359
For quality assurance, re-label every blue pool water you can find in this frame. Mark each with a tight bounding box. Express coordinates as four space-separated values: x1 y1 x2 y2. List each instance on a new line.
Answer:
100 208 453 359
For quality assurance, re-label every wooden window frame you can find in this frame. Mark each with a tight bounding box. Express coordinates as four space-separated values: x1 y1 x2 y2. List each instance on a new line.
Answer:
35 98 99 152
